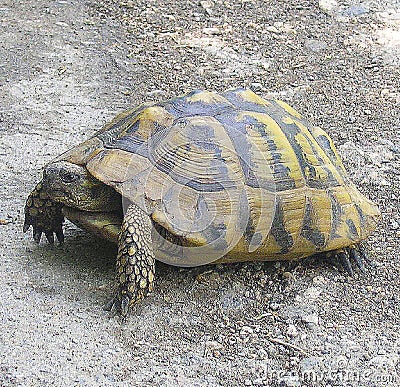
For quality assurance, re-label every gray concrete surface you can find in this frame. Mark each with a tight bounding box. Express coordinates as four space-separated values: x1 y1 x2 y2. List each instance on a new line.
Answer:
0 0 399 386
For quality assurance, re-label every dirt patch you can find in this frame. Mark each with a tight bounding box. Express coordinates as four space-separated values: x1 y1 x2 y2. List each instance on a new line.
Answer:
0 0 399 386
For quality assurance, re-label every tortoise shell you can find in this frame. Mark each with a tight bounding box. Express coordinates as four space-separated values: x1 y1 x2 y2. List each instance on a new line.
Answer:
56 89 380 266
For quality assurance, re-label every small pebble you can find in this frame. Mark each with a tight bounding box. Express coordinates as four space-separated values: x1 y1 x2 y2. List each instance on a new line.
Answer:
205 340 223 351
200 0 213 15
202 27 221 35
282 271 295 281
341 4 369 17
269 302 280 311
319 0 338 13
240 326 254 336
305 39 328 52
265 26 280 33
303 286 322 300
200 0 212 9
287 324 298 337
379 178 390 187
312 275 326 285
251 82 263 91
302 314 319 325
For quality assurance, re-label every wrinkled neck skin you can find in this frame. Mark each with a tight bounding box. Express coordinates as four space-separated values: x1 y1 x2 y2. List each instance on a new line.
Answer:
41 160 121 212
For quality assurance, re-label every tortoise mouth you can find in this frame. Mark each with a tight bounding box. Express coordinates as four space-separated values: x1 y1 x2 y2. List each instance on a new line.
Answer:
49 189 68 200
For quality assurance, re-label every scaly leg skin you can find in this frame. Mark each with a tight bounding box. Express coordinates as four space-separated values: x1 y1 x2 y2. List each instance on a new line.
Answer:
105 203 155 316
23 181 64 244
332 244 373 276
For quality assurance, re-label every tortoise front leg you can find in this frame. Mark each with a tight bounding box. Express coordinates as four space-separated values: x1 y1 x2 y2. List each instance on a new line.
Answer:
106 203 155 316
23 181 64 244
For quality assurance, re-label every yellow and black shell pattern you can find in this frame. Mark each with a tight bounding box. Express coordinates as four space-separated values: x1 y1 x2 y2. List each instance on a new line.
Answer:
58 89 380 265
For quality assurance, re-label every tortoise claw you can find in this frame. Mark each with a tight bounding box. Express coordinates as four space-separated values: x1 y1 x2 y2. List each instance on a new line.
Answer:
23 218 31 233
337 250 354 276
55 228 64 244
103 297 120 317
103 294 130 318
120 295 130 317
358 248 377 268
33 227 43 244
45 230 55 244
103 298 115 312
333 245 373 276
349 248 366 272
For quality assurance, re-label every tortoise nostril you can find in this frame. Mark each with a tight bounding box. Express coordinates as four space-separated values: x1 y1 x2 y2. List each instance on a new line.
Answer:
44 167 55 178
43 167 61 186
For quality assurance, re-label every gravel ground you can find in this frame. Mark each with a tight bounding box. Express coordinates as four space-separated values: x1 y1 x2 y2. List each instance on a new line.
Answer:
0 0 399 386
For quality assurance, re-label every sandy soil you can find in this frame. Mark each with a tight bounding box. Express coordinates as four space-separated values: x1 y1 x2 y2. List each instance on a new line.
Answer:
0 0 399 386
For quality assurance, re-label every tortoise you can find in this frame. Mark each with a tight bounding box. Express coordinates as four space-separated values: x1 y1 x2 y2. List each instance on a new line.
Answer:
24 88 380 315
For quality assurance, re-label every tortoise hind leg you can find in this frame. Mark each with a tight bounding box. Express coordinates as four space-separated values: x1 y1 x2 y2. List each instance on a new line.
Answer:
333 244 373 276
105 203 155 316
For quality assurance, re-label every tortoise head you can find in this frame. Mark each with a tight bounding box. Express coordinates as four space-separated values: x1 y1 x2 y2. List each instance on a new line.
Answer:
42 161 120 212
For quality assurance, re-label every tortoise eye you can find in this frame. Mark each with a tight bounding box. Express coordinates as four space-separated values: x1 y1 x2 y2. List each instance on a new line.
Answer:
60 170 79 183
